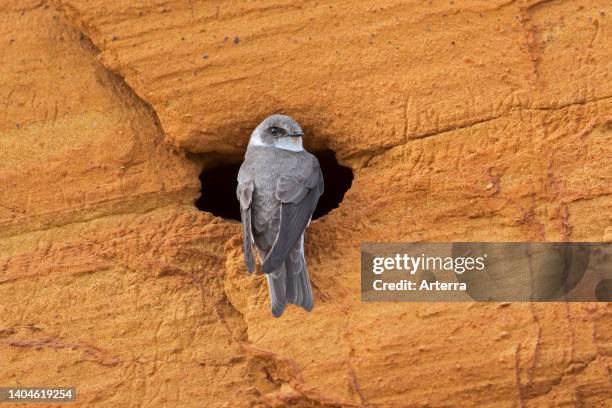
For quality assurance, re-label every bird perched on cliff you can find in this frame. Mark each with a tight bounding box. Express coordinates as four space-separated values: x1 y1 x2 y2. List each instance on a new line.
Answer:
236 114 324 317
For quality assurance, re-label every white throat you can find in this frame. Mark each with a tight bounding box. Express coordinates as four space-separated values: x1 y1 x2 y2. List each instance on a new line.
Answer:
249 131 303 152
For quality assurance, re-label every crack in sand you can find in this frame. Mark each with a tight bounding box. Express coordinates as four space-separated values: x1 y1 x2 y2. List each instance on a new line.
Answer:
361 94 612 170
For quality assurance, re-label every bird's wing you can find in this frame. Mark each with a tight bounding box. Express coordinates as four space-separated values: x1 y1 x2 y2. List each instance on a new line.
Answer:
236 178 256 273
261 155 324 274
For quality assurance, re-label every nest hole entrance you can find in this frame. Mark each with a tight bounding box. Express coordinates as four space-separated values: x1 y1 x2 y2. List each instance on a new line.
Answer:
195 149 353 221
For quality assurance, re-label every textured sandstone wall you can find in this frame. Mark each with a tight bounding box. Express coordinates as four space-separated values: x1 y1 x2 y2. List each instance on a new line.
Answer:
1 0 611 407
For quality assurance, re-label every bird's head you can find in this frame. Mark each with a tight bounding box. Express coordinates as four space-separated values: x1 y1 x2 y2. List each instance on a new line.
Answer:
248 114 304 152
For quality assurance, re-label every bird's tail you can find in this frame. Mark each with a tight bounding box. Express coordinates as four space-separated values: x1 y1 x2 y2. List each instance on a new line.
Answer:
285 260 314 312
266 264 287 317
285 238 314 313
265 240 314 317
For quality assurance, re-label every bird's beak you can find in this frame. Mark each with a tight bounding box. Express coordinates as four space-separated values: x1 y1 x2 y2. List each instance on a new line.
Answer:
290 132 304 138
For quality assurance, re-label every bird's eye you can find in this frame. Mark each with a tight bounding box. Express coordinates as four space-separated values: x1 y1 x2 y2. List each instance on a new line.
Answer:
269 126 280 135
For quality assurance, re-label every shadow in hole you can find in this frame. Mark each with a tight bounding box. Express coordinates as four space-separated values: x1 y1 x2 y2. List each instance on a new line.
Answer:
195 149 353 221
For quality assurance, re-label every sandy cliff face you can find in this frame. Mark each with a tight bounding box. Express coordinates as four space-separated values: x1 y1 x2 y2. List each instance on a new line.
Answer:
1 0 611 407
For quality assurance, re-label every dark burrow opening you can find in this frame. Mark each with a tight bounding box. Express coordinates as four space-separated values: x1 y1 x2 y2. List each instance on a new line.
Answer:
195 149 353 221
